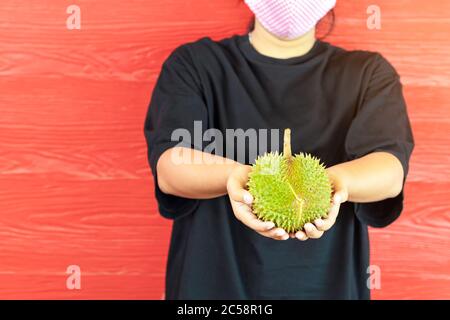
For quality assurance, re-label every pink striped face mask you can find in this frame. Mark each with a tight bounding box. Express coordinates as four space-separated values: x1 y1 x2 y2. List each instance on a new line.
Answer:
244 0 336 40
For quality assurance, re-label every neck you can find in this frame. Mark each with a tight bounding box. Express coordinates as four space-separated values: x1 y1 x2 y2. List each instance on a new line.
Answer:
249 19 316 59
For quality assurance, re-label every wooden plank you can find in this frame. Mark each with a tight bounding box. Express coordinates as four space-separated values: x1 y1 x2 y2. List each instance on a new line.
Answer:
0 0 449 299
370 181 450 299
0 177 170 299
1 78 448 183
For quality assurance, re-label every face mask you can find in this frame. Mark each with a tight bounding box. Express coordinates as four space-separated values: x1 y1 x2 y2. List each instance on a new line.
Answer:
244 0 336 40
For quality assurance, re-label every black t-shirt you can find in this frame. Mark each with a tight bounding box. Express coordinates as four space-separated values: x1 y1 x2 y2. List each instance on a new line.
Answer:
144 34 414 299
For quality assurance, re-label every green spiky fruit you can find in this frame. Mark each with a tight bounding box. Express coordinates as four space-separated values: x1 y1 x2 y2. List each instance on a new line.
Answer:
247 129 332 233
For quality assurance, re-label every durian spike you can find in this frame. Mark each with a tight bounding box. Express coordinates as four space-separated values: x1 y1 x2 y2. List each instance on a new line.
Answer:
283 128 292 159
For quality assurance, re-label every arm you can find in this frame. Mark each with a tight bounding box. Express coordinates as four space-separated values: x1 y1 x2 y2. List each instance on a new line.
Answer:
295 151 405 240
157 146 289 240
157 147 405 241
158 147 404 202
327 151 404 203
156 147 239 199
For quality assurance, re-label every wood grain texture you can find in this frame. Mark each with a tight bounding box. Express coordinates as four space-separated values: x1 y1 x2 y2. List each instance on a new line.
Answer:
0 0 449 299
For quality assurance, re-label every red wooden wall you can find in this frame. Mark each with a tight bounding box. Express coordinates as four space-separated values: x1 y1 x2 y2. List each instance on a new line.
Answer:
0 0 449 299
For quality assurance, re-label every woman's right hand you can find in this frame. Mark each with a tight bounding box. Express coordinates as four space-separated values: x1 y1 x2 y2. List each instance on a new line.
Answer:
226 164 290 240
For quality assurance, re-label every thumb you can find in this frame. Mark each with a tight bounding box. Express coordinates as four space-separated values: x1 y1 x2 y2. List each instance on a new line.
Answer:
333 188 348 204
331 176 349 204
242 190 254 205
227 176 253 204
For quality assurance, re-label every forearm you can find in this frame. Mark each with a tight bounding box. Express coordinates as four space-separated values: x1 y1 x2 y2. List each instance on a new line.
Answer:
156 147 240 199
327 152 404 203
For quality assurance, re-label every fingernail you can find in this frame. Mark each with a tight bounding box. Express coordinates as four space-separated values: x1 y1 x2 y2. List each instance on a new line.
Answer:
334 194 341 204
243 193 253 204
265 222 275 230
315 220 324 227
296 233 305 240
305 223 313 231
275 229 285 237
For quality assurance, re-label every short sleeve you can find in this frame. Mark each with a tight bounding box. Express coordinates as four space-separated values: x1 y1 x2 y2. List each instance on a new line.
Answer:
345 53 414 228
143 45 207 220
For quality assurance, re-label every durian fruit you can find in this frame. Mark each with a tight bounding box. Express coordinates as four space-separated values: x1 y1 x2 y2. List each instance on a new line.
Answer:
247 129 332 233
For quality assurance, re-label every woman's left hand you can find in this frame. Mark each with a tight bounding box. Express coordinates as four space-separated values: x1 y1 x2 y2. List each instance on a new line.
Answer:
293 167 349 241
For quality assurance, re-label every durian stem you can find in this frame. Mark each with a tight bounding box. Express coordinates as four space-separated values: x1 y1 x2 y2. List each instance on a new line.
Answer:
283 128 292 159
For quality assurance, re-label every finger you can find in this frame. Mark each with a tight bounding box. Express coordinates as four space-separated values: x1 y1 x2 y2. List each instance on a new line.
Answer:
234 203 274 232
295 230 309 241
313 218 328 232
304 223 324 239
232 200 252 213
259 228 289 241
315 200 341 231
228 177 253 204
331 181 348 204
269 227 289 240
325 201 341 223
314 216 335 231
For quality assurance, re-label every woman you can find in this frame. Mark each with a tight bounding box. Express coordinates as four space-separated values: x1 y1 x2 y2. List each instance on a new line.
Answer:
144 0 414 299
